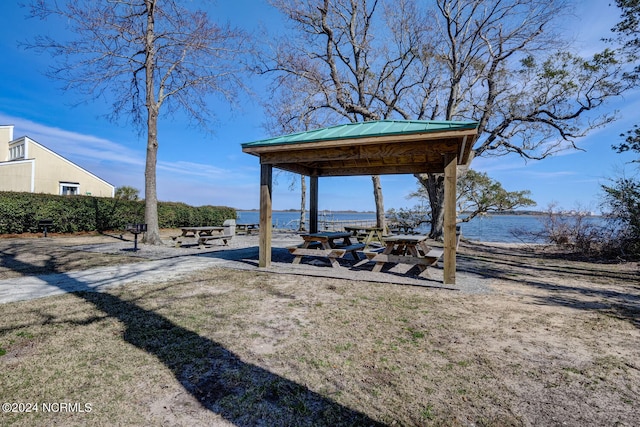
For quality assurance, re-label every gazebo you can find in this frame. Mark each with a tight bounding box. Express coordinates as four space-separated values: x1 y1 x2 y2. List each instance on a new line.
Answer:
241 120 479 285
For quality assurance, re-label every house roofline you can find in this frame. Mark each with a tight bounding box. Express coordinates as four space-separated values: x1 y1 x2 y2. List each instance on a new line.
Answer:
12 135 115 191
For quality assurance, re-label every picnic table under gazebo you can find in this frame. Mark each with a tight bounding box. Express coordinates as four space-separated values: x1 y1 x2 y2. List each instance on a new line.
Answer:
241 120 479 285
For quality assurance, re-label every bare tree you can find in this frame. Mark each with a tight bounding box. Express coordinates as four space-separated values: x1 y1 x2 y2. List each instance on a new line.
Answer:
26 0 248 244
299 175 308 231
260 0 426 229
261 0 632 239
262 82 329 231
399 0 631 238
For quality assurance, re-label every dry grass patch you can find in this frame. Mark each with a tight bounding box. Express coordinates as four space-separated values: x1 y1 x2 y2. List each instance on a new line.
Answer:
1 257 639 426
0 234 144 280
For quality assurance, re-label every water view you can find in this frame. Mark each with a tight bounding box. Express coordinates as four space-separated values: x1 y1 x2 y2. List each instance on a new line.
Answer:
236 211 569 243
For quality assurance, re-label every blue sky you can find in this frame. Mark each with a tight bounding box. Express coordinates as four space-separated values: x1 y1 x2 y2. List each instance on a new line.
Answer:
1 1 637 213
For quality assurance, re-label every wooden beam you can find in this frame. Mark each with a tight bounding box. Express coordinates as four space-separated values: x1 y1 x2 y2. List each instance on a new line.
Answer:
310 176 318 233
316 164 447 176
443 153 457 285
259 163 272 268
268 162 316 177
258 140 459 164
315 154 436 167
271 162 447 177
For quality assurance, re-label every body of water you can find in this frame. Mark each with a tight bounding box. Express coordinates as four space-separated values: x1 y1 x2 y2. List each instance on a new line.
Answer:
236 211 587 243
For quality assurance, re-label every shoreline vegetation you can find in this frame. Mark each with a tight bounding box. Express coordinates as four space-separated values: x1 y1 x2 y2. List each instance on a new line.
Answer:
237 208 601 216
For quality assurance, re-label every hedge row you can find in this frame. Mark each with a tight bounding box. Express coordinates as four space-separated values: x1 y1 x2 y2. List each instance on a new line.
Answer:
0 192 236 234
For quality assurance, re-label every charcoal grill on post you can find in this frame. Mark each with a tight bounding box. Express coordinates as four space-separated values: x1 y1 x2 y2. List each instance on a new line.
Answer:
37 219 54 237
126 223 147 251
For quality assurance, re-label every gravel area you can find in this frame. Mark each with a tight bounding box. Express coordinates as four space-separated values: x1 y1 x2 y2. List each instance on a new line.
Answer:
67 231 493 294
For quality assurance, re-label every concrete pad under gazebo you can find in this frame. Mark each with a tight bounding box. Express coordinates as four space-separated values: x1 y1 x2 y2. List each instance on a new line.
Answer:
241 120 479 285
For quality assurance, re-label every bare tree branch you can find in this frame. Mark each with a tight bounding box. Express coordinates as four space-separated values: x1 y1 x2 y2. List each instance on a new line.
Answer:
24 0 250 243
259 0 633 238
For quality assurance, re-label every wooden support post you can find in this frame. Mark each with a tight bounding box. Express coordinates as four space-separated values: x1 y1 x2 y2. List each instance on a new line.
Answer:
310 175 318 233
259 163 273 267
443 152 457 285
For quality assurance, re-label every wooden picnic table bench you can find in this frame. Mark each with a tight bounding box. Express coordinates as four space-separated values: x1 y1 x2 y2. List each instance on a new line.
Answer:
236 223 259 235
363 234 443 275
288 231 365 268
387 224 417 234
171 220 236 248
344 225 384 249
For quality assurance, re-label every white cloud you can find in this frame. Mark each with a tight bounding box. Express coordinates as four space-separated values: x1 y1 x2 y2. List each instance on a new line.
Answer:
0 113 144 166
157 160 230 179
521 170 577 179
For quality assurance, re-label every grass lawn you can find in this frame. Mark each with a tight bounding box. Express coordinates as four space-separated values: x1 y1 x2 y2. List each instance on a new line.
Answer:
0 236 639 425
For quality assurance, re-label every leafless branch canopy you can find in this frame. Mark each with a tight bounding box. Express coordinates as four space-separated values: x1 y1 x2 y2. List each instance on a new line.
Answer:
25 0 251 245
26 0 250 131
261 0 634 160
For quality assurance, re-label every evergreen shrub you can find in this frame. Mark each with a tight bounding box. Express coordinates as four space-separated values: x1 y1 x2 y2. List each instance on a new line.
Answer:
0 192 236 234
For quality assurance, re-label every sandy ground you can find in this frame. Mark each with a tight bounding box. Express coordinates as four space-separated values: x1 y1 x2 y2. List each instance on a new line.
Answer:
0 230 639 425
0 230 494 296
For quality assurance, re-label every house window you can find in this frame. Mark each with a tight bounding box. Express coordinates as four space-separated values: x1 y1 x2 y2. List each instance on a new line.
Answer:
9 143 25 160
60 182 80 196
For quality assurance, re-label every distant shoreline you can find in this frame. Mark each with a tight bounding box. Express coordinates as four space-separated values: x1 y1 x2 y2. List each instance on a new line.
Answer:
236 209 600 217
237 209 376 214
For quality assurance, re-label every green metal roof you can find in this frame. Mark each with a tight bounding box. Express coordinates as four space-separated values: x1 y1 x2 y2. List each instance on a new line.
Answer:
241 120 479 148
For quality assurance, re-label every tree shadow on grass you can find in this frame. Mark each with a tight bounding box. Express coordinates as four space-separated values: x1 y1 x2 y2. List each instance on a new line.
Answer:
458 242 639 284
2 252 386 426
457 243 640 329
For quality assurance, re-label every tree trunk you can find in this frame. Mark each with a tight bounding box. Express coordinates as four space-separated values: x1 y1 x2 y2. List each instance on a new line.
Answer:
299 175 307 231
372 175 385 230
142 0 162 245
416 173 445 240
143 118 161 244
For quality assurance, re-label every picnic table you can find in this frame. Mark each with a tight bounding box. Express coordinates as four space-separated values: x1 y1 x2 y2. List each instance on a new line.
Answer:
344 225 384 249
178 226 224 237
288 231 365 268
364 234 443 275
387 224 416 234
172 221 235 248
236 223 259 235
